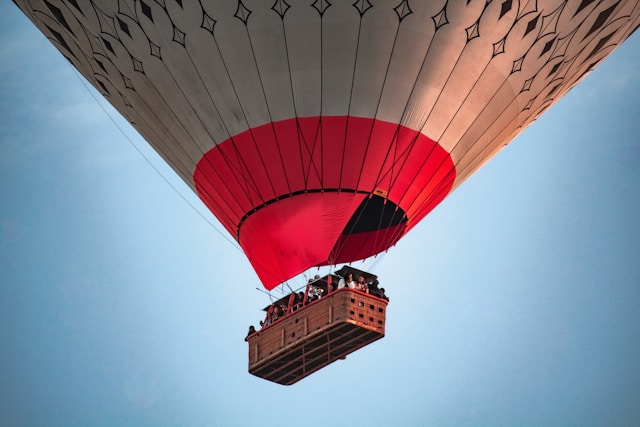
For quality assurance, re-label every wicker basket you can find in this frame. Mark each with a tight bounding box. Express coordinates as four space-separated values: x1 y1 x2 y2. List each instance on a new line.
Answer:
247 288 387 385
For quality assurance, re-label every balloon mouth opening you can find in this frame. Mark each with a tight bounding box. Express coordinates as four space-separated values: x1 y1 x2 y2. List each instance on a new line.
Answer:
327 193 407 265
236 189 406 242
235 189 405 236
340 193 407 235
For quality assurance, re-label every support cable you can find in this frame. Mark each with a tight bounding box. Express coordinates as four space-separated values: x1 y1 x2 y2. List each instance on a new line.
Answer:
73 68 242 251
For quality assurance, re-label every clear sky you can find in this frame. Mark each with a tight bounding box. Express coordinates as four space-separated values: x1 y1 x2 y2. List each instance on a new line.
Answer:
1 4 639 427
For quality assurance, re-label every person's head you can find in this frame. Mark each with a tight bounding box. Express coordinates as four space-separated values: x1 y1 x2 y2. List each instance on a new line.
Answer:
357 275 364 283
347 273 353 280
249 325 256 332
380 287 385 293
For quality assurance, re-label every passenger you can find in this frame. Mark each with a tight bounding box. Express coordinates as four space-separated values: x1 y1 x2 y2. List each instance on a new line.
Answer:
279 303 289 317
329 276 338 292
245 325 257 341
355 275 368 293
268 305 281 324
293 291 304 311
263 305 274 326
338 273 355 289
379 287 389 301
307 285 320 302
367 279 382 298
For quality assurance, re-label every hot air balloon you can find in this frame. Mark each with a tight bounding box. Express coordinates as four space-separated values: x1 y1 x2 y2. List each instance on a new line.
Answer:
14 0 640 384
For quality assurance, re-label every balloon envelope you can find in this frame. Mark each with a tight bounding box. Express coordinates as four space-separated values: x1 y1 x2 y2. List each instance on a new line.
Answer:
15 0 640 289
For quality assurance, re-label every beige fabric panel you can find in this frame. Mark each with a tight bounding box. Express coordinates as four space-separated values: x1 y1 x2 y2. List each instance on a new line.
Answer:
14 0 640 195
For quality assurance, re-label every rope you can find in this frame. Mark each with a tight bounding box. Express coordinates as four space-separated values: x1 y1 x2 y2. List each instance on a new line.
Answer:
71 67 242 252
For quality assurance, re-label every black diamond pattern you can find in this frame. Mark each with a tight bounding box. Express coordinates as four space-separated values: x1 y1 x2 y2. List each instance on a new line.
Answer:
511 56 525 74
540 38 555 57
96 80 110 95
353 0 373 16
141 0 153 22
67 0 82 14
45 0 74 36
150 41 161 58
466 21 479 42
523 98 534 110
548 83 561 96
122 74 134 89
492 37 506 57
117 17 130 37
521 77 534 92
96 59 107 72
173 26 185 46
312 0 331 16
102 37 114 54
547 61 562 78
202 13 216 33
272 0 291 18
432 6 448 30
235 1 251 24
500 0 513 19
132 57 144 72
585 2 619 39
575 0 598 17
394 0 412 21
524 15 539 36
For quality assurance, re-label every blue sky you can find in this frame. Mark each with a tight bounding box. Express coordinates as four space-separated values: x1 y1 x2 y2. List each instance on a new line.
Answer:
1 4 639 427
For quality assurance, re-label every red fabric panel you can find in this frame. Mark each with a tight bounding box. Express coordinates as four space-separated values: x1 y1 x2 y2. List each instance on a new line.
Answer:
329 223 407 265
194 116 456 289
239 192 366 289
